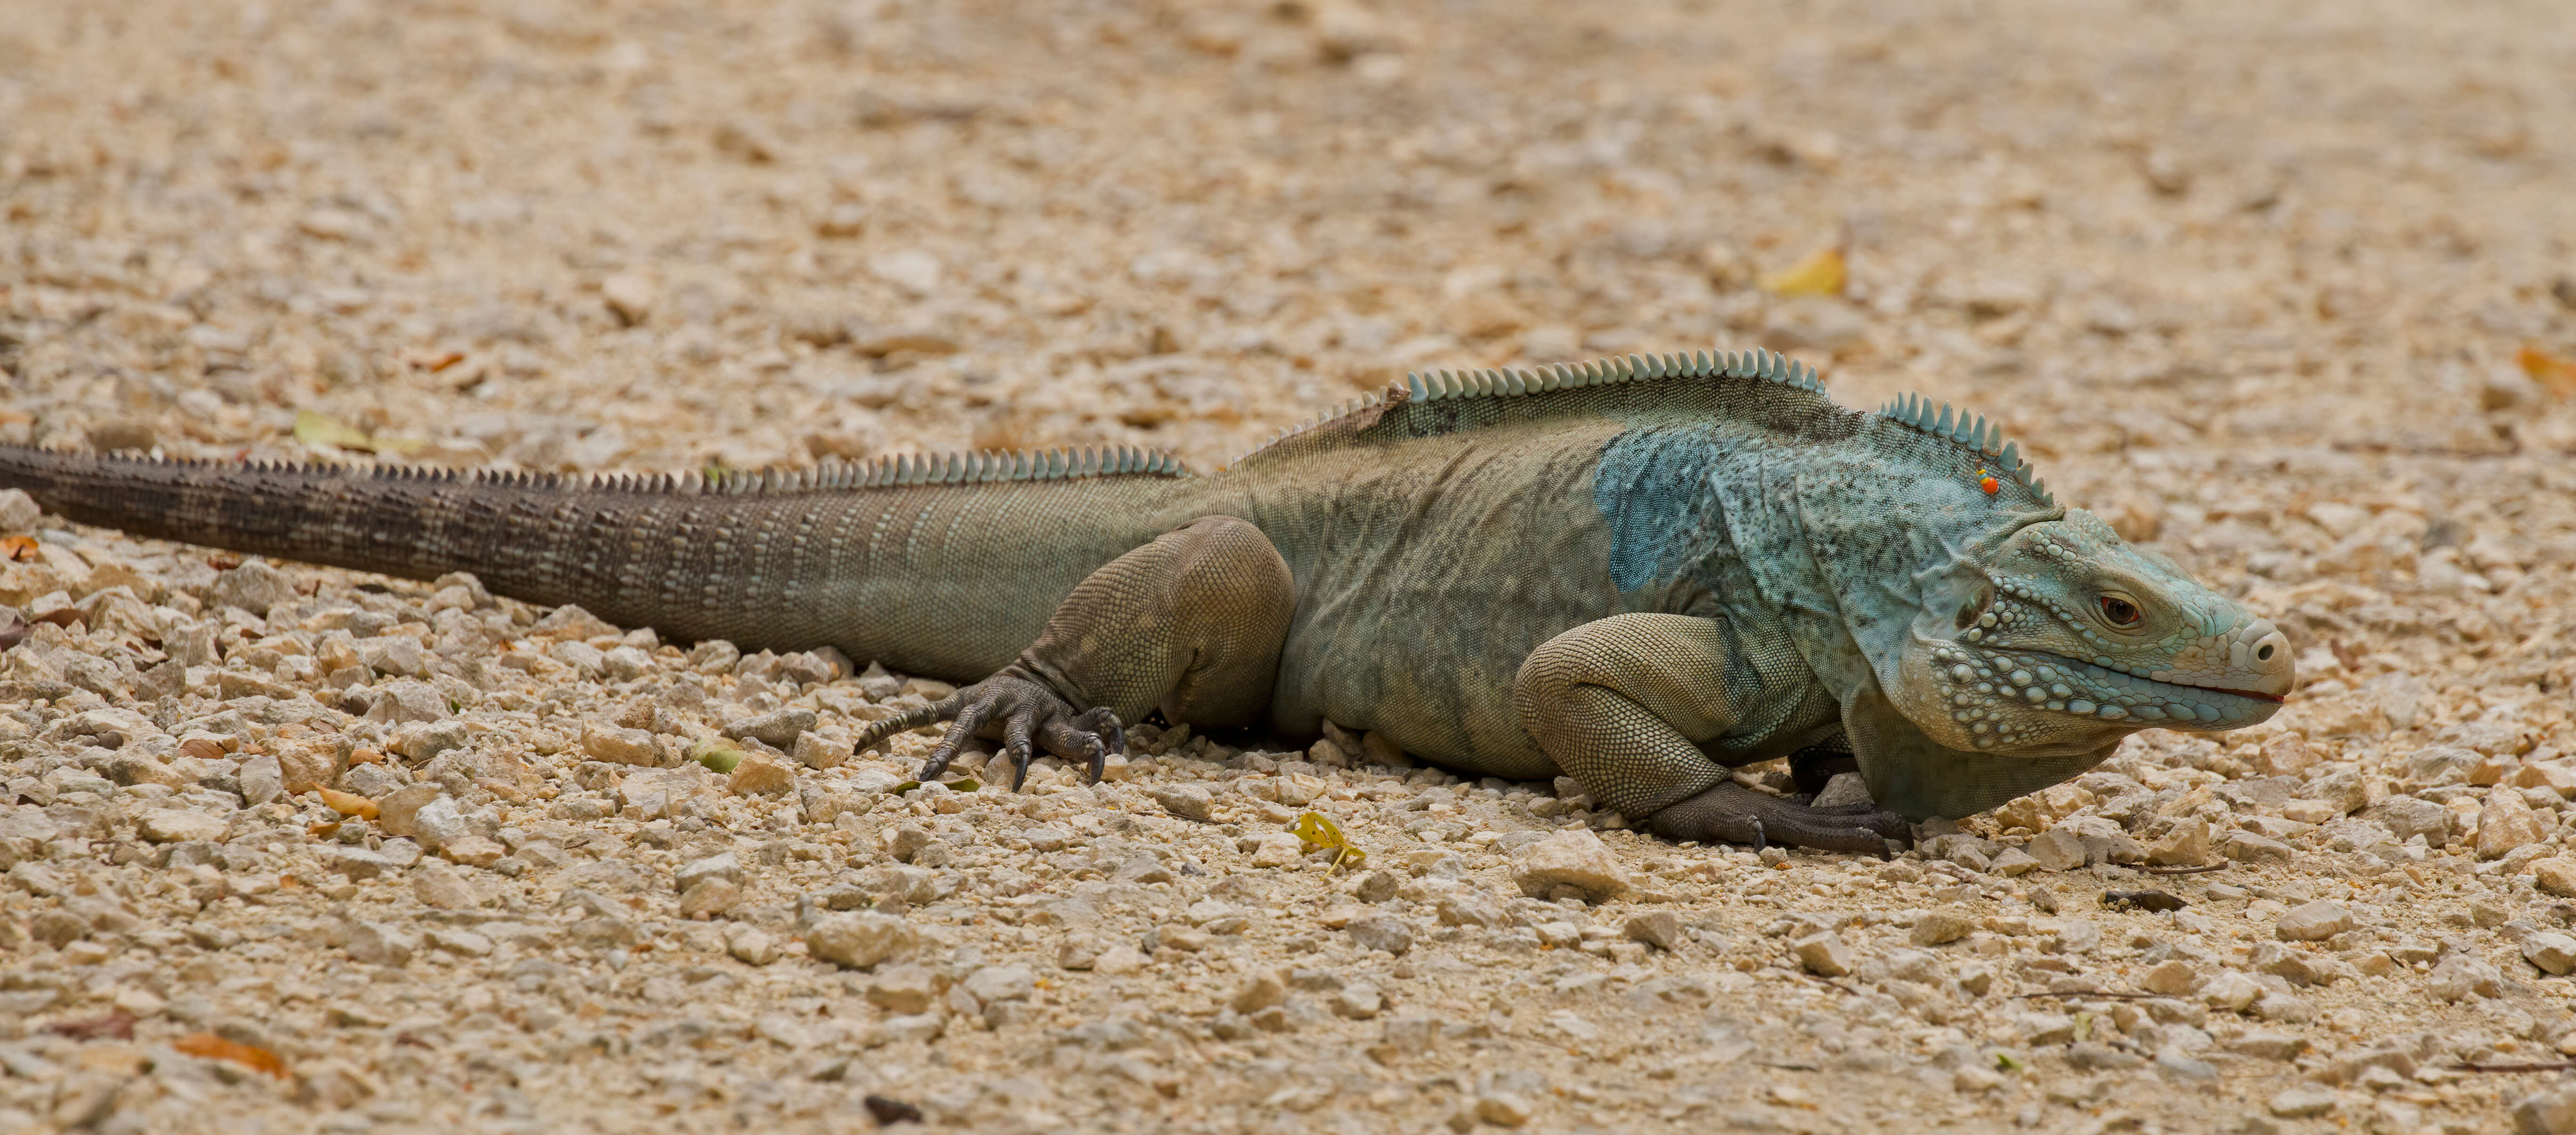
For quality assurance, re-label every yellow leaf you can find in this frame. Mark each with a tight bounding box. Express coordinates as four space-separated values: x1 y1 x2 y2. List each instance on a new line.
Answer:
316 788 378 820
292 410 377 452
1290 810 1366 871
2519 344 2576 398
1760 246 1847 297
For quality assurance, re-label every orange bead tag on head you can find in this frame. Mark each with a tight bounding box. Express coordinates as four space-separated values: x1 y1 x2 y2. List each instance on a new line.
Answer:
1976 468 2000 496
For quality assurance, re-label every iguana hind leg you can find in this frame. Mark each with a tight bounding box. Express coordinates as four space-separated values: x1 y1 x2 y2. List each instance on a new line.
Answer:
1513 613 1905 855
856 516 1294 789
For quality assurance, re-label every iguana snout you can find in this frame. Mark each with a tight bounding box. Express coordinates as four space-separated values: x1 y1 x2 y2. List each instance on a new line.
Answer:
1892 508 2290 756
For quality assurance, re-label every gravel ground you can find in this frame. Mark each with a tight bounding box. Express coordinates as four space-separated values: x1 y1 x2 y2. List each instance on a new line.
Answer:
7 0 2576 1132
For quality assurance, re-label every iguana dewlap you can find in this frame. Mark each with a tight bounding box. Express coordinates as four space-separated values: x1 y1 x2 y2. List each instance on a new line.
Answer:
0 348 2290 850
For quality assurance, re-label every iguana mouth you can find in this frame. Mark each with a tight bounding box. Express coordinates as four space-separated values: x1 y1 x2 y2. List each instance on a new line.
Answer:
1929 643 2287 735
2189 685 2286 704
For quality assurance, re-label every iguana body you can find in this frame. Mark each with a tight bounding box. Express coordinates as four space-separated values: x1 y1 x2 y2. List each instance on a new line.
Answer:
0 348 2291 849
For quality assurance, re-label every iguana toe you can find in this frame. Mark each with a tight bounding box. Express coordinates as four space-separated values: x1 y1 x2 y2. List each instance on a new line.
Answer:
1647 783 1900 856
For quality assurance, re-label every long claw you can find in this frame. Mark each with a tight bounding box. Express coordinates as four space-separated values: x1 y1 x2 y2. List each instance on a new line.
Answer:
920 702 994 781
1002 713 1037 791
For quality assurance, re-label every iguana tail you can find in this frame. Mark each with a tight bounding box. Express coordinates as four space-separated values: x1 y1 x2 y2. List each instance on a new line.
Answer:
0 445 1197 674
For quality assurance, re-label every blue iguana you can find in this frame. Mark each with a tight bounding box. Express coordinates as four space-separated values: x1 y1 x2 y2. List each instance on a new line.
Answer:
0 347 2290 851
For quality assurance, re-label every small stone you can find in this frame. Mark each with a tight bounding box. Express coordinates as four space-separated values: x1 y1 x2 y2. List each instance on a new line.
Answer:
807 912 919 969
1911 910 1976 946
2479 784 2550 859
411 866 482 910
342 921 418 966
1330 983 1383 1019
726 751 797 796
1249 832 1303 868
2141 960 2203 996
2275 900 2355 942
865 965 946 1015
1091 945 1149 975
426 927 492 957
0 490 40 532
791 732 846 771
1811 772 1873 809
1346 913 1413 955
376 784 443 838
2372 796 2452 844
679 878 741 919
1792 931 1853 977
1473 1091 1535 1128
723 707 816 750
1988 847 2041 877
2023 828 2085 871
1509 829 1630 901
438 836 506 868
726 924 778 966
1149 784 1212 822
962 964 1035 1005
1231 971 1288 1014
2225 1031 2310 1061
2266 1086 2338 1119
2148 818 2212 866
2200 970 2262 1011
2428 953 2504 1002
2513 1086 2576 1135
237 755 282 806
2218 831 2294 864
135 809 225 844
676 853 743 892
2525 932 2576 976
1352 870 1401 903
582 722 660 767
600 272 655 326
211 561 297 615
2538 859 2576 899
1623 911 1684 951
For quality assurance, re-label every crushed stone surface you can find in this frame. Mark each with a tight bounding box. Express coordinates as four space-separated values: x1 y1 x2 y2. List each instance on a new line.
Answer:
6 0 2576 1132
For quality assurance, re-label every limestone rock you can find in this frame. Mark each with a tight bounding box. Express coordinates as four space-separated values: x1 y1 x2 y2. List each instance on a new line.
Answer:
136 809 225 844
1623 911 1684 951
2275 900 2354 942
2147 818 2212 866
1346 913 1414 955
2536 858 2576 899
1509 830 1630 901
1151 784 1212 822
2525 932 2576 976
727 751 797 796
1911 910 1976 946
2023 828 2085 871
411 865 483 910
807 912 918 969
2478 784 2549 859
582 722 661 767
1791 931 1852 976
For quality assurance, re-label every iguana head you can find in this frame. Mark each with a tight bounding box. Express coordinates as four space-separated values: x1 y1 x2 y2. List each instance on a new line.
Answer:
1759 389 2294 819
1889 507 2291 759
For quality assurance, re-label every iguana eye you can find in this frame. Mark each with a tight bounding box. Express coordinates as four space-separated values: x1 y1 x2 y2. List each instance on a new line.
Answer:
2098 595 2142 627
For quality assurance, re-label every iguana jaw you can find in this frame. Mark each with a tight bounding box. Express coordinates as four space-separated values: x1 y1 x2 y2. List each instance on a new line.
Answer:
1893 634 2286 757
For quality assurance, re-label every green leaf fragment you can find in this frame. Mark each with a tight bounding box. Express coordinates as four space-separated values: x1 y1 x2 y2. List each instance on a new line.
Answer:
691 740 745 773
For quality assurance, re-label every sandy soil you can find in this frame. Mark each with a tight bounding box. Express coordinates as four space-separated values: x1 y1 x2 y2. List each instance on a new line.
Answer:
6 0 2576 1132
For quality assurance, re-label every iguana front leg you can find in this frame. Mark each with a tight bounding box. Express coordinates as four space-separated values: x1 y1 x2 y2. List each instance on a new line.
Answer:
854 516 1295 789
1513 613 1906 855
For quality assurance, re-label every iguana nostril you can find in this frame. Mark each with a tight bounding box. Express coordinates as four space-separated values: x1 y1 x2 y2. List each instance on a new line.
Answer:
2258 644 2274 660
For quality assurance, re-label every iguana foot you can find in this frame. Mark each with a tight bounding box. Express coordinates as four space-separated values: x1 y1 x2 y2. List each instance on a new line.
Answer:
853 672 1123 789
1646 782 1906 857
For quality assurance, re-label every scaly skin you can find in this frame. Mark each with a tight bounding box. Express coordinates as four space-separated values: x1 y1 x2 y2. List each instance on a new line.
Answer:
0 347 2292 849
